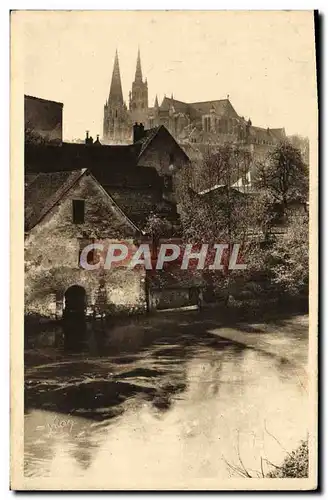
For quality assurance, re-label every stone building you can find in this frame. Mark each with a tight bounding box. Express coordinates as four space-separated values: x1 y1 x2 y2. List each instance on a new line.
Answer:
102 49 286 159
25 95 63 144
25 169 146 319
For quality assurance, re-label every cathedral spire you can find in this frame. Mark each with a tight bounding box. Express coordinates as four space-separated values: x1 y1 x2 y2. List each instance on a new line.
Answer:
109 49 123 103
134 48 143 83
154 95 159 108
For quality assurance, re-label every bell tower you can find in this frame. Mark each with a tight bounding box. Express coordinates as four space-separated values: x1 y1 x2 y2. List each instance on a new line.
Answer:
103 50 130 144
129 49 149 125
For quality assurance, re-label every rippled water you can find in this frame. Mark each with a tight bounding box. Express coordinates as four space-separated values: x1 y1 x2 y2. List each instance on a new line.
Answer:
24 315 308 484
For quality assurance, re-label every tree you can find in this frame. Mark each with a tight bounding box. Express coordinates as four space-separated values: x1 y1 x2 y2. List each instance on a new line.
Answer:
269 213 309 296
174 144 268 302
254 141 308 213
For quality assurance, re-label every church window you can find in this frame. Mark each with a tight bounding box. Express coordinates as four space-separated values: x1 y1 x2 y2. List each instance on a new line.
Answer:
169 152 175 164
115 109 118 118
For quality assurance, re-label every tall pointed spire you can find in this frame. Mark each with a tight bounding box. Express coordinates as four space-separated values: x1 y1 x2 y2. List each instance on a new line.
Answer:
134 48 143 83
109 49 123 103
154 95 159 108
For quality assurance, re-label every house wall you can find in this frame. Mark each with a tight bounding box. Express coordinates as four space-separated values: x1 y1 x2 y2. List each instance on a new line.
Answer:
25 173 147 319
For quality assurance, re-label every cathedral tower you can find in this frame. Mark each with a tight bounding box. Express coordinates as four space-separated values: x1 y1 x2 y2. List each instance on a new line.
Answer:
103 50 130 144
129 49 149 125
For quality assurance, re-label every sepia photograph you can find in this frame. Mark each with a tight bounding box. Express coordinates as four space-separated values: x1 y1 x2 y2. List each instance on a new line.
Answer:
10 9 318 490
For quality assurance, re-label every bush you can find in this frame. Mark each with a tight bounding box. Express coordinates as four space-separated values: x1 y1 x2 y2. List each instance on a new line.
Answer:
267 440 308 478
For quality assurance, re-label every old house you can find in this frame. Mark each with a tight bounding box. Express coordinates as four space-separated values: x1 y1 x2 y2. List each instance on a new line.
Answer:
25 169 147 320
25 95 63 144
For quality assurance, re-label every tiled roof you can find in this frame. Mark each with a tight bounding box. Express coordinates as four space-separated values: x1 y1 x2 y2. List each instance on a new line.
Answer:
25 169 85 231
249 126 285 144
104 187 179 228
25 142 141 172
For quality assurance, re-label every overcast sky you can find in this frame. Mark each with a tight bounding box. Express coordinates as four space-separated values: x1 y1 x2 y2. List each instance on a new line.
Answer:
19 10 317 141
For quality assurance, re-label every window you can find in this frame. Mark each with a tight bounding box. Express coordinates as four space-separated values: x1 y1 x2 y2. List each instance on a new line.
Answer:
72 199 85 224
169 152 175 164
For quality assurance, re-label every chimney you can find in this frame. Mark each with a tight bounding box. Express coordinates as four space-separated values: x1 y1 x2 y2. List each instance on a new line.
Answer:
133 122 146 143
94 134 102 146
85 130 94 145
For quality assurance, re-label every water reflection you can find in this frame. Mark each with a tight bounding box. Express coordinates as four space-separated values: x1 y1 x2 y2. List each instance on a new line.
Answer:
24 324 308 481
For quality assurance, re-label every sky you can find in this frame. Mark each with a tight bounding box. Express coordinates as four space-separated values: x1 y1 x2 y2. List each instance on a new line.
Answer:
18 10 317 141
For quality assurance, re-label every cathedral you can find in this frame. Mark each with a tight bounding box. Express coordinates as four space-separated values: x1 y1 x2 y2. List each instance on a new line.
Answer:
103 49 148 144
103 49 286 158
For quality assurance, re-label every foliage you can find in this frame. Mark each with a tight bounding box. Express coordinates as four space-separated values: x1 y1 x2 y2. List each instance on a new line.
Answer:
143 212 173 238
254 141 308 211
267 440 309 478
175 144 267 244
269 214 309 296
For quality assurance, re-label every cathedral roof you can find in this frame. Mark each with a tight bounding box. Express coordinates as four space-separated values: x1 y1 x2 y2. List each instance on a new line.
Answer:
160 97 190 114
159 96 239 119
190 99 239 118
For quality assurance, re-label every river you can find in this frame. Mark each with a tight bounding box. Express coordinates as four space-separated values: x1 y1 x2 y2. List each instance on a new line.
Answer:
24 313 308 485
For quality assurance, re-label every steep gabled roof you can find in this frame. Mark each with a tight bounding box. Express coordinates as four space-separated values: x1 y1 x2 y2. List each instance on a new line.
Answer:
160 97 190 114
136 125 190 162
25 169 86 231
137 126 162 158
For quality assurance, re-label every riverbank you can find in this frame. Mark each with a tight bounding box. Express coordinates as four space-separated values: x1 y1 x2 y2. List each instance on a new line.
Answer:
25 305 308 368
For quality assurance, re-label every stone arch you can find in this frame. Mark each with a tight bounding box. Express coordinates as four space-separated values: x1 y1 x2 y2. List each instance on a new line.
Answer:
64 285 86 314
